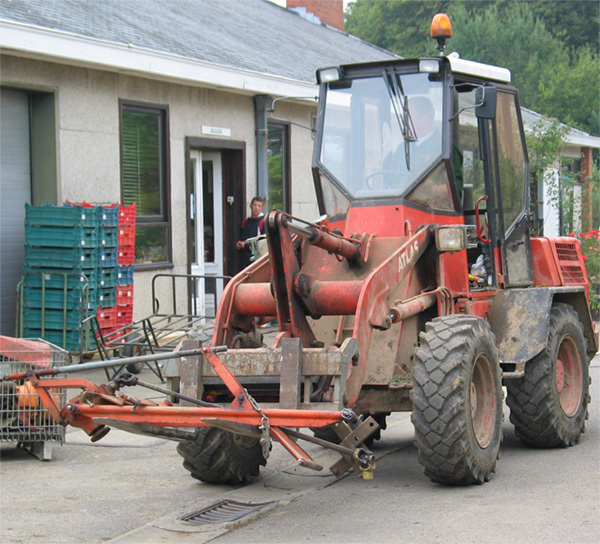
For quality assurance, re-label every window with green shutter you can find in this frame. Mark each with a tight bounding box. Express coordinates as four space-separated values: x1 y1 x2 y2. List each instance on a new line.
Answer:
267 122 290 212
120 102 171 265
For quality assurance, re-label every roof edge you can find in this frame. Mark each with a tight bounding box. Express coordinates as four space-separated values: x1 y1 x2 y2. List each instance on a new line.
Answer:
0 19 318 97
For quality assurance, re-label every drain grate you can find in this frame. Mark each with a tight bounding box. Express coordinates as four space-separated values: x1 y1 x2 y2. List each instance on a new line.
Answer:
181 500 274 525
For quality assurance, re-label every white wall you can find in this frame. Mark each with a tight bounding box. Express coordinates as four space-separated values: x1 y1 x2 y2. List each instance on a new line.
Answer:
1 54 319 318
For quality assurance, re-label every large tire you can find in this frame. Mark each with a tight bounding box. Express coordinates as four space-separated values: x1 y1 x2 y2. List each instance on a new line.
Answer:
506 303 590 448
411 316 503 485
176 427 266 485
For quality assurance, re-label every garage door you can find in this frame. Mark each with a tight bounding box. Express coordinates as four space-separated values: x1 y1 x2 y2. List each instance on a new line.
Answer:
1 88 31 336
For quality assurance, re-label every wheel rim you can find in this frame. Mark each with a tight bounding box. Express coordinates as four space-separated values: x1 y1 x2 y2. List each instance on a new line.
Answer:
555 334 583 417
470 353 497 449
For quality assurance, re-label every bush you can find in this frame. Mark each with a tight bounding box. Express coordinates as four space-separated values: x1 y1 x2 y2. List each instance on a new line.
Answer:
569 230 600 315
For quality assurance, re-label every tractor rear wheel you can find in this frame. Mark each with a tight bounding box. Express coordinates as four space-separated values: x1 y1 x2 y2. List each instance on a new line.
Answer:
506 303 590 448
411 316 503 485
177 427 266 485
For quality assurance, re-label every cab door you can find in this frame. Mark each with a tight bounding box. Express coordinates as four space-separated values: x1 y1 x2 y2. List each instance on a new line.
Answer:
489 90 533 287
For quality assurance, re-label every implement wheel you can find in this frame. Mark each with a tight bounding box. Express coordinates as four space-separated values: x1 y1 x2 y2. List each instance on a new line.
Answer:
411 316 503 485
177 427 266 485
506 303 590 448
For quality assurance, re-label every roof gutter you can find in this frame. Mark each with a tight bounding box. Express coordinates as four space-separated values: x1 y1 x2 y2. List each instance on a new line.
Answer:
0 19 318 98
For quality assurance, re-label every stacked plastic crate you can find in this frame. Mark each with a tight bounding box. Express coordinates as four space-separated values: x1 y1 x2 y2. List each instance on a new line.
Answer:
94 204 119 342
21 203 135 353
22 203 98 351
116 204 136 333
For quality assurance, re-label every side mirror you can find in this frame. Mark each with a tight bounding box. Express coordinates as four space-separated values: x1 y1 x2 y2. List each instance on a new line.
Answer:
475 86 497 120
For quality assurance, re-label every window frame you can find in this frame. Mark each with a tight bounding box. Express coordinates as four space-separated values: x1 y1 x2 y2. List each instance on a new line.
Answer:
119 100 172 268
267 121 291 212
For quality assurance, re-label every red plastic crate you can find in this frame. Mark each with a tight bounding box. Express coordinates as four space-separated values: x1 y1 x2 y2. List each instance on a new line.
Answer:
104 327 133 346
118 203 136 227
96 306 117 329
118 246 135 265
116 285 134 306
118 224 135 247
116 305 133 326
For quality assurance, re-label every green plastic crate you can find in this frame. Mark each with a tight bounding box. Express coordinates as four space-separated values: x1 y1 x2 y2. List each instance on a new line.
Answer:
23 270 89 290
25 203 96 228
22 307 85 330
23 327 92 352
98 267 117 288
22 286 89 310
24 246 97 269
25 225 98 248
97 287 116 308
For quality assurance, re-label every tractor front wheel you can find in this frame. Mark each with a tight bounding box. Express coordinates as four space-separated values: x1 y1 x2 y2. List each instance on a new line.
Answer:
411 316 503 485
177 427 266 485
506 303 590 448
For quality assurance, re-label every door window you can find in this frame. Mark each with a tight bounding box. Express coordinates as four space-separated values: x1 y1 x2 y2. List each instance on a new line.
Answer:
494 92 528 234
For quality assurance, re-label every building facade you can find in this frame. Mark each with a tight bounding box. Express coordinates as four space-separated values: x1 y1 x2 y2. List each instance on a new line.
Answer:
0 0 396 335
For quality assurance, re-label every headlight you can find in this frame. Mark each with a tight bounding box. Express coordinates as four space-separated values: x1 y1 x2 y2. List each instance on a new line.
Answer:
435 226 466 252
419 59 440 74
317 66 343 84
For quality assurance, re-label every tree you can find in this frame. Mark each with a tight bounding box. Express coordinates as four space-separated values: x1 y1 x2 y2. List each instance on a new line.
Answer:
345 0 449 58
537 46 600 136
345 0 600 136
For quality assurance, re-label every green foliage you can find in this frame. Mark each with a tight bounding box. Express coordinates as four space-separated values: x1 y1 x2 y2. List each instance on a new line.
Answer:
345 0 600 136
525 118 573 234
526 0 599 52
570 229 600 313
537 46 600 136
346 0 449 58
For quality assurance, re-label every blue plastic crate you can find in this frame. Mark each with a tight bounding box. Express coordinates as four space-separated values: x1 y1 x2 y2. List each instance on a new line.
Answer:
97 287 116 308
25 225 98 248
98 247 118 267
97 206 119 228
99 227 118 248
24 246 98 269
26 203 96 228
117 265 134 285
22 286 89 310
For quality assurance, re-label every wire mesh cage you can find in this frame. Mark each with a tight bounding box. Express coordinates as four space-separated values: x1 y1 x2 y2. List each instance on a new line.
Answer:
0 337 68 445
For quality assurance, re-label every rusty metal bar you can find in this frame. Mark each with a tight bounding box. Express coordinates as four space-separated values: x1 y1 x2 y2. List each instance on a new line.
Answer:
286 221 361 261
390 292 438 323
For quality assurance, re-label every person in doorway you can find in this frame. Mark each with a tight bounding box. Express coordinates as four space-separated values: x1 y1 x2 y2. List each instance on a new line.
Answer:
236 195 265 268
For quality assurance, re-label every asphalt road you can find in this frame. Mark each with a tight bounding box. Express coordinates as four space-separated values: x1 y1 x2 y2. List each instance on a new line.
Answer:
1 353 598 544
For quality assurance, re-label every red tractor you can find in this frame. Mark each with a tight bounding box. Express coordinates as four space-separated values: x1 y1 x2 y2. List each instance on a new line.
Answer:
6 15 596 486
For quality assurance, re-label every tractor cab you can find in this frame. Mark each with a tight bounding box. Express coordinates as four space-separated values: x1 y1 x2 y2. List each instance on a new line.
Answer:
313 32 533 290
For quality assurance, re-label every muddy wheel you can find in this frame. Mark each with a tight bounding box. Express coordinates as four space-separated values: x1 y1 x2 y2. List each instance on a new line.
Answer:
506 303 590 448
176 427 266 485
411 315 503 485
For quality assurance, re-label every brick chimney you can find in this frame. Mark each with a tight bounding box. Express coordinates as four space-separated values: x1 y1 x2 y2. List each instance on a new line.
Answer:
287 0 344 31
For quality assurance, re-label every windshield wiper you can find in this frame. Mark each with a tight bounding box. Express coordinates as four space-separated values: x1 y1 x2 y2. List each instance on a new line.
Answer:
384 68 416 170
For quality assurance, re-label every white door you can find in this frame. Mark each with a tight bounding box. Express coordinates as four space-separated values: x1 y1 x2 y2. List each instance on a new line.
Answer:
190 151 224 317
